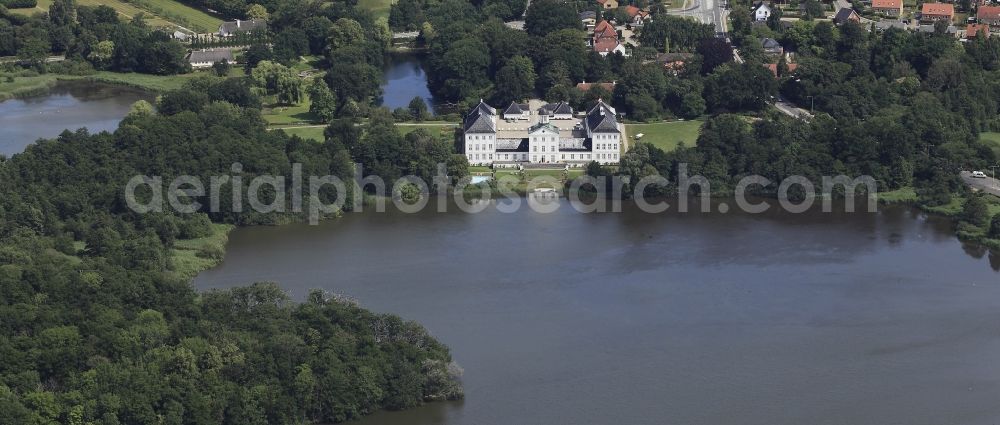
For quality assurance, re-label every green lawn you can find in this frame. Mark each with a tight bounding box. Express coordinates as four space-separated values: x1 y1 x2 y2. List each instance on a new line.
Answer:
279 126 326 141
263 94 317 126
357 0 393 20
980 132 1000 157
170 223 233 280
877 186 917 204
626 119 703 152
0 70 215 100
138 0 223 32
11 0 220 31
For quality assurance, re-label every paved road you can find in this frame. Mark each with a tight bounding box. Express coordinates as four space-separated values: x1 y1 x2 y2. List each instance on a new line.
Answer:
670 0 728 34
960 171 1000 197
773 96 813 119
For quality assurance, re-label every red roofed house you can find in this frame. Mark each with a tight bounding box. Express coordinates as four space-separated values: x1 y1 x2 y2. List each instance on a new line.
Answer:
871 0 903 16
576 81 616 93
624 5 652 25
592 20 626 56
977 6 1000 26
965 23 991 38
596 0 618 9
764 62 798 78
920 3 954 22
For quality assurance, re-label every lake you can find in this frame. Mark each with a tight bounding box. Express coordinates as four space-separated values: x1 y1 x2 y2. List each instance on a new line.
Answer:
0 81 153 156
380 53 436 114
194 200 1000 425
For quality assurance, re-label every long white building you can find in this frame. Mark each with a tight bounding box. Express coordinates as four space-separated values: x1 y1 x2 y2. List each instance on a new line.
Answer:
462 99 622 168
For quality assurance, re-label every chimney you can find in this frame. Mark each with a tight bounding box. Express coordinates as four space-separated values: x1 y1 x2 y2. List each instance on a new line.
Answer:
541 114 549 124
236 19 241 28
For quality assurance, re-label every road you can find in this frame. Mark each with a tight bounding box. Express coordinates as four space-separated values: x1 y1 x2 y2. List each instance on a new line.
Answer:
960 171 1000 197
669 0 728 35
773 96 813 119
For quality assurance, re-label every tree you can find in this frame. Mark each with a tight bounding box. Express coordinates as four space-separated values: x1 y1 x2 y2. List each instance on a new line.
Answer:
87 40 115 68
328 18 364 51
212 59 231 77
524 0 580 36
308 79 337 122
251 61 302 104
246 3 268 19
494 55 536 104
408 96 429 121
989 213 1000 238
696 37 734 75
962 195 990 227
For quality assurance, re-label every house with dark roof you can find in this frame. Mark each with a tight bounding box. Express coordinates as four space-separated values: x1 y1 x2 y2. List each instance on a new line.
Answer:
761 38 783 56
539 101 574 119
834 8 861 25
503 102 530 120
218 19 267 37
187 49 233 69
752 3 772 21
462 99 621 167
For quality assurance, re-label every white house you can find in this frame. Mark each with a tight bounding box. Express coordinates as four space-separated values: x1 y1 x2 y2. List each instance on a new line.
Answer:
187 49 233 69
503 102 530 120
218 18 267 37
752 3 772 21
462 99 622 167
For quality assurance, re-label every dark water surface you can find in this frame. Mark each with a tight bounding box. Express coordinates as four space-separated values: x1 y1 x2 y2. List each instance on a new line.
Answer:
0 81 152 155
379 53 436 114
194 200 1000 425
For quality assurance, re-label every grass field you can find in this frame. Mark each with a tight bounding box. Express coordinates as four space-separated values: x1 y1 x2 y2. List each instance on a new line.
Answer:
275 122 457 142
11 0 221 32
357 0 393 20
625 120 703 152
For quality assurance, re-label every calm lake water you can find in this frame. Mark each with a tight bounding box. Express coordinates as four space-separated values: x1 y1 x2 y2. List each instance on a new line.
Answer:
0 81 152 156
194 199 1000 425
380 53 436 114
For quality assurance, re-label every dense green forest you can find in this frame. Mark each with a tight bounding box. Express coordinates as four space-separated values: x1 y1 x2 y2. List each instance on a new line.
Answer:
0 76 464 424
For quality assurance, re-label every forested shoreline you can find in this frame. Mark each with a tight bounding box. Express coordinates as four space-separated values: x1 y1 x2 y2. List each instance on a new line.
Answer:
0 76 465 424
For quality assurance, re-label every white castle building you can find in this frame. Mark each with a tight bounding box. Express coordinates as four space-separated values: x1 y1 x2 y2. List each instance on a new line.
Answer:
462 99 622 167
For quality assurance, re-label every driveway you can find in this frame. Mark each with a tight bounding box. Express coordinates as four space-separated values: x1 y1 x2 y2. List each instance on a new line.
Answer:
960 171 1000 197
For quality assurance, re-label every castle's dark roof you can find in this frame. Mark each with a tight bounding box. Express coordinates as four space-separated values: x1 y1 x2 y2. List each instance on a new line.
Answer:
496 138 529 152
464 100 496 133
540 101 573 115
528 122 561 134
586 101 620 133
503 102 528 115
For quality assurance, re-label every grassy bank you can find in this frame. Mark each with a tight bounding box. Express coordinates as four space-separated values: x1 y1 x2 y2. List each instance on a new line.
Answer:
625 119 703 152
169 223 234 280
357 0 393 19
0 70 239 101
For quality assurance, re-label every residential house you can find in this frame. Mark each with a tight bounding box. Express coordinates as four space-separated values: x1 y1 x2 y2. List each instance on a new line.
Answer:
624 5 652 25
462 99 622 167
965 23 991 38
761 37 784 56
917 23 958 34
870 0 903 17
977 6 1000 26
593 20 627 56
576 81 617 93
187 49 233 69
752 3 772 21
920 3 954 22
834 8 861 25
580 11 598 30
655 52 695 74
596 0 618 9
218 18 267 37
764 62 798 78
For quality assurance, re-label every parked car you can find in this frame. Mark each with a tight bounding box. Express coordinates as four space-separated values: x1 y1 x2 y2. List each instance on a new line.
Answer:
972 171 987 178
